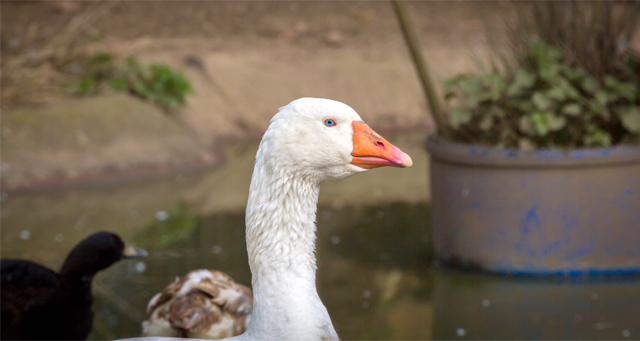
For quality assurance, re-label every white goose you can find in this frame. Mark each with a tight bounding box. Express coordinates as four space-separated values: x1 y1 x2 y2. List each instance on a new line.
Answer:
122 98 412 341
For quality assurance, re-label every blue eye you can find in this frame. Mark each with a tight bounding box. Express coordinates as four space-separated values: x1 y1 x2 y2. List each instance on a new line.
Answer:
324 119 336 127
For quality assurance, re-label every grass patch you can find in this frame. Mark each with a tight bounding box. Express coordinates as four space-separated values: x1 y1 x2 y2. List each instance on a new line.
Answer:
75 52 192 112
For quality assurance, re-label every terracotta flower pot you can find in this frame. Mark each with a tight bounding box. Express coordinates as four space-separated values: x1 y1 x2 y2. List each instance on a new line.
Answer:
425 136 640 276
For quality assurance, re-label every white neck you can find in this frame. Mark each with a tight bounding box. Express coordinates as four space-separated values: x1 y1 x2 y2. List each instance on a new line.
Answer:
241 156 338 341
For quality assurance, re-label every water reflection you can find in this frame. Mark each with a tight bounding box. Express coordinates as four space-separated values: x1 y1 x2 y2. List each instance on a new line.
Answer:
0 172 209 269
88 202 434 340
434 271 640 340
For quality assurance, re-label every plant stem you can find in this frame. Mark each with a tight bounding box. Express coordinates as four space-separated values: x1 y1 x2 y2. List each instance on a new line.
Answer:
391 0 450 139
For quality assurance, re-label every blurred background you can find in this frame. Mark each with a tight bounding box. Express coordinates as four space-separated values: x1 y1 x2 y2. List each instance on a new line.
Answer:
2 1 639 340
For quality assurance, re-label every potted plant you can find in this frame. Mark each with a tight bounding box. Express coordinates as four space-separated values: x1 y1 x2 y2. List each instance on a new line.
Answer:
396 1 640 275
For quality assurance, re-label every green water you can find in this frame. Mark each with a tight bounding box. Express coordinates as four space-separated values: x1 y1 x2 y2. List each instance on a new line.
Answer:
2 132 639 340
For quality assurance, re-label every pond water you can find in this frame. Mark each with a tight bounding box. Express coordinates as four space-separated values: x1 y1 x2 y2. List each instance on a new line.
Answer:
2 132 639 340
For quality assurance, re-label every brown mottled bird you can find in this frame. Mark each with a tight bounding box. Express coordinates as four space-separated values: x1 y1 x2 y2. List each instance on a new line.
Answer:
142 270 252 339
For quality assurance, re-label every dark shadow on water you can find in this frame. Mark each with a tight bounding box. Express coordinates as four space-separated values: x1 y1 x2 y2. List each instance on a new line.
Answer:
88 202 436 340
319 202 433 271
433 268 640 340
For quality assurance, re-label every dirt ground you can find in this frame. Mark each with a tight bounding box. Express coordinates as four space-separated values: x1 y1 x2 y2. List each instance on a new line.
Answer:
1 1 514 190
2 1 497 57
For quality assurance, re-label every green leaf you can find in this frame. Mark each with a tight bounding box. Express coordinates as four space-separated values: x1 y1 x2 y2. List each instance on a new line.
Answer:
581 76 600 95
88 51 114 64
442 74 469 90
467 91 493 107
584 124 612 147
546 86 567 101
561 103 581 116
552 78 580 100
530 111 551 136
539 63 561 83
532 92 553 111
529 39 562 66
547 113 567 131
449 108 473 128
616 83 637 101
518 138 536 151
74 78 98 95
444 91 456 101
595 91 611 106
593 92 612 119
604 77 637 101
479 115 494 131
532 116 549 136
620 107 640 133
109 78 128 91
483 73 507 91
587 101 609 119
563 67 586 81
500 128 514 140
487 105 506 118
481 73 507 100
519 116 535 136
564 85 581 100
460 77 483 95
507 69 536 96
604 75 618 89
508 98 535 113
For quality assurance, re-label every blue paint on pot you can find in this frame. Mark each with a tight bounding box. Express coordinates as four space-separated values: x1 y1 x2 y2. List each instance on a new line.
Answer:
426 136 640 276
567 246 592 261
562 211 578 230
520 205 540 234
572 150 585 159
537 150 564 159
493 267 640 277
540 240 565 257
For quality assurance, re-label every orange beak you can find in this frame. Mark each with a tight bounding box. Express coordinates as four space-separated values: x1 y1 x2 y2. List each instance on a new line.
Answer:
351 121 413 169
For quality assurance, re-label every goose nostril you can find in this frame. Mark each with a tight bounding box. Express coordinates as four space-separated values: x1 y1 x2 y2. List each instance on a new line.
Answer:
375 141 385 148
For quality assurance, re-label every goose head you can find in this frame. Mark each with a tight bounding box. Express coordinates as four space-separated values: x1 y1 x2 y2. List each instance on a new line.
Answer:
256 97 412 183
